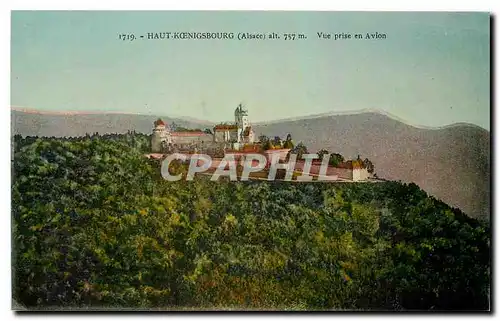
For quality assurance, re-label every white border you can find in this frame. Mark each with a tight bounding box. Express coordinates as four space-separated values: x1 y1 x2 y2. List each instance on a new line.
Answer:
4 0 499 11
2 1 497 320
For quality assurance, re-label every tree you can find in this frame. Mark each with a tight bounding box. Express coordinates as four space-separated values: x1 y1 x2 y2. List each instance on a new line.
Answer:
171 121 178 131
352 159 364 168
317 149 330 161
204 128 213 135
291 142 308 160
262 140 273 151
273 136 282 147
175 126 202 132
283 134 294 149
363 158 375 174
169 159 188 177
258 135 268 143
11 133 491 311
329 153 344 167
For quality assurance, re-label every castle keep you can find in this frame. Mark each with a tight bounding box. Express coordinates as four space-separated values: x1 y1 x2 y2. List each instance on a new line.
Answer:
151 103 255 153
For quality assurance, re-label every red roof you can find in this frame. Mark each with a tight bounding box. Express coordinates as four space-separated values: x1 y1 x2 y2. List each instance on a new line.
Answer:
154 119 166 126
295 159 365 170
214 124 238 130
225 150 265 154
263 148 291 153
171 131 210 137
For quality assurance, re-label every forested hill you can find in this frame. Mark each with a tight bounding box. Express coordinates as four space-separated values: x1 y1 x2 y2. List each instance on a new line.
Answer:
254 112 490 220
12 109 490 220
12 134 490 311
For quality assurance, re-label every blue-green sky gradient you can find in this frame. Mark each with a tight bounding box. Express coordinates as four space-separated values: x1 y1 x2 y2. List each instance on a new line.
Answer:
11 11 490 129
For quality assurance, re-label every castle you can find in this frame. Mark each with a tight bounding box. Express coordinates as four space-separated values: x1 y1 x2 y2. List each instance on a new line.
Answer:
151 103 255 153
149 104 372 182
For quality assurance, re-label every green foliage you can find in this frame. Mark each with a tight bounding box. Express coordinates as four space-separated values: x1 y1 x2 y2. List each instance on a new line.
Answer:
282 134 294 149
12 134 490 310
291 142 308 160
329 153 345 167
175 127 203 132
272 136 282 147
262 140 273 151
317 149 329 160
315 150 347 168
282 140 294 149
363 158 375 174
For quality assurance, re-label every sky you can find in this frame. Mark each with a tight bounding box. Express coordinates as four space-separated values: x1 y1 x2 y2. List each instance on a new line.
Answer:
11 11 490 129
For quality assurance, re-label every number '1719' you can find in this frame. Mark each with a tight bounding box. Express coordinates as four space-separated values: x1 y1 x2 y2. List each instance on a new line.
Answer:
119 34 136 41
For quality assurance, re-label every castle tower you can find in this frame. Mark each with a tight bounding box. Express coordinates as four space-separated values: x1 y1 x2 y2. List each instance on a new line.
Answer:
234 103 249 143
151 118 171 153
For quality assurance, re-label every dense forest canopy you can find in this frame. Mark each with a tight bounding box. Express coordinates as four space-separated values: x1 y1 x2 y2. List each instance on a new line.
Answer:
11 133 490 310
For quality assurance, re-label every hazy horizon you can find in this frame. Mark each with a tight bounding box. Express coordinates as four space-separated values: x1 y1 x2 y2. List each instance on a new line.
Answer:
10 106 490 131
11 11 490 129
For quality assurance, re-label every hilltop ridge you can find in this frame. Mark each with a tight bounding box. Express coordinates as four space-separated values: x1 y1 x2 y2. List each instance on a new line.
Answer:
11 108 490 220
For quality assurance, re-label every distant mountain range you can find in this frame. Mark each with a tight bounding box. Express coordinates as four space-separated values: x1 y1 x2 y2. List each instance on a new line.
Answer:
11 109 212 137
254 112 490 221
11 108 490 220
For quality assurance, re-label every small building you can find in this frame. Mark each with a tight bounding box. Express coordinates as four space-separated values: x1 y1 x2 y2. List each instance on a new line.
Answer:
214 124 239 143
293 159 370 182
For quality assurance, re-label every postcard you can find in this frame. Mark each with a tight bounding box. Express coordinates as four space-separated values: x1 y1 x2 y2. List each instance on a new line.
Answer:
11 11 491 311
